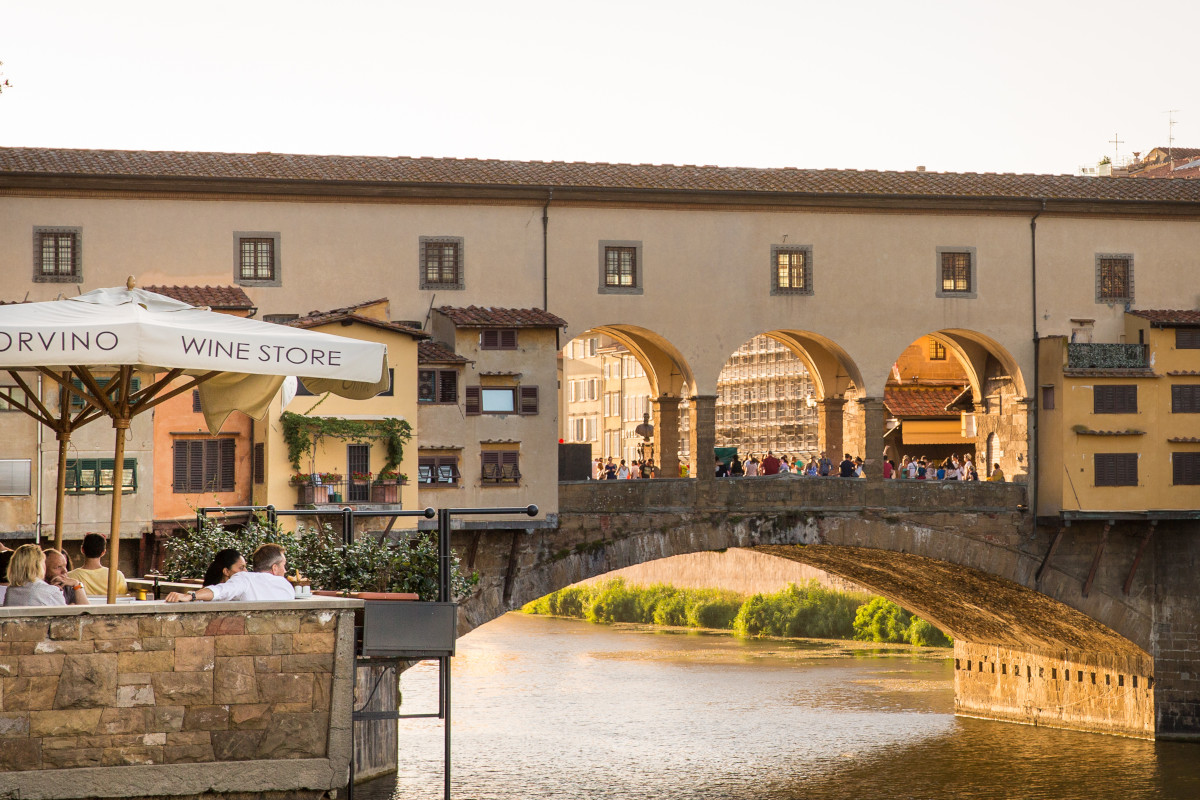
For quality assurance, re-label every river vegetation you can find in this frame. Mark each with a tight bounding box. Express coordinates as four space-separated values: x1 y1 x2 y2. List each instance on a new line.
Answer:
523 578 952 646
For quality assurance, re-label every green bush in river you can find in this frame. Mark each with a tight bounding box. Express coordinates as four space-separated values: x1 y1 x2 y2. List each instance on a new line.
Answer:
852 597 952 646
733 581 866 639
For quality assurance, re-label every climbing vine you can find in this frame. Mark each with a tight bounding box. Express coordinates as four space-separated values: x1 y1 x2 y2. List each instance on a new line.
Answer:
280 410 412 472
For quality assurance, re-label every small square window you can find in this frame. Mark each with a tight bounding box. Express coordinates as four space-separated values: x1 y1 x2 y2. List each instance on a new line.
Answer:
418 454 461 486
1095 453 1137 486
599 241 643 294
1094 385 1137 414
234 232 281 286
1096 254 1133 303
936 248 976 297
1177 329 1200 349
33 227 83 283
481 450 520 485
1173 452 1200 485
418 369 458 404
1171 385 1200 413
928 338 947 360
480 330 517 350
771 245 814 296
420 237 464 290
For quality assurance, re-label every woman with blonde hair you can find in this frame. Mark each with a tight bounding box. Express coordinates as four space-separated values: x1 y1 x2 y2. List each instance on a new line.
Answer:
3 544 81 606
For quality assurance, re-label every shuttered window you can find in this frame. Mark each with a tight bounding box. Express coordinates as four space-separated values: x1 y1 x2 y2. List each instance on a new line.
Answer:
192 390 202 413
481 450 520 485
1171 385 1200 413
253 442 265 484
480 329 517 350
1094 385 1137 414
1177 329 1200 349
519 386 539 415
418 369 458 403
65 458 137 494
1094 453 1137 487
465 386 537 415
173 438 235 493
418 455 460 485
1173 453 1200 485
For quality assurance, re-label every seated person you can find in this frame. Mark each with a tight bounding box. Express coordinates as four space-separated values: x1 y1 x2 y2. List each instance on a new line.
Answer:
68 532 128 597
165 543 294 603
3 545 87 606
202 548 246 588
44 547 89 605
0 550 12 605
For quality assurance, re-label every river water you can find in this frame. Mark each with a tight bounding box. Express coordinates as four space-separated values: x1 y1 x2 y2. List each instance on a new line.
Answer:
358 613 1199 800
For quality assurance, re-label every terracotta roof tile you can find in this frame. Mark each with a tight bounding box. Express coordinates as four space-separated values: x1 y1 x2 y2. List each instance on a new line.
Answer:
302 298 388 317
884 386 964 418
144 284 253 309
418 340 468 364
1168 436 1200 443
1127 309 1200 326
7 147 1200 204
1063 368 1160 378
288 311 427 339
436 306 567 328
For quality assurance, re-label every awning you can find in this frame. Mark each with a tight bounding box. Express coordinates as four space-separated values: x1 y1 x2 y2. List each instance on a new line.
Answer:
896 419 968 445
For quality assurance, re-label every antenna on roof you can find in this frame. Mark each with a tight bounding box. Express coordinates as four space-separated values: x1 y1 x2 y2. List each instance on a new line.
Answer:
1108 132 1124 165
1165 110 1180 160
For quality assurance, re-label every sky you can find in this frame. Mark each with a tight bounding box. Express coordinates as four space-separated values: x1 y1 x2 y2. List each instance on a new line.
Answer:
0 0 1193 176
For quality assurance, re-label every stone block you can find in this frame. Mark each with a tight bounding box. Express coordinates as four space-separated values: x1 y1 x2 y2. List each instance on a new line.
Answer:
142 732 167 746
99 707 150 735
32 639 94 655
138 617 163 638
167 730 213 746
290 632 336 654
82 617 141 640
117 672 152 685
174 636 216 672
228 702 271 730
0 737 40 769
55 653 118 708
300 610 339 632
211 728 264 761
102 745 162 766
41 745 104 770
246 614 300 635
214 656 257 705
150 705 185 732
205 616 245 636
271 634 293 654
1 619 49 641
254 655 281 673
312 674 332 712
2 676 59 711
94 638 148 653
214 634 273 657
281 653 333 673
139 636 175 651
0 656 16 677
255 711 328 759
257 672 313 705
161 615 211 637
184 704 230 731
118 649 175 673
151 672 213 705
0 711 30 737
19 654 65 676
116 684 156 707
164 742 216 763
48 617 82 641
30 707 103 736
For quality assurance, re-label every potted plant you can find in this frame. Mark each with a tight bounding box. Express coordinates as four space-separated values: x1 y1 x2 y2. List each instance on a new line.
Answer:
351 471 373 486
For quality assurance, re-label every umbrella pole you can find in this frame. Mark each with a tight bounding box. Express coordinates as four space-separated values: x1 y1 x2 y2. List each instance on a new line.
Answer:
107 418 129 605
53 431 70 552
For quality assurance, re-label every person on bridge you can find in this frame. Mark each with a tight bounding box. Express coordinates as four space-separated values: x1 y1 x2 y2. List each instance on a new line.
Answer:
987 463 1005 482
839 454 856 477
760 451 781 475
729 456 744 476
744 455 759 476
68 532 128 597
165 543 294 603
817 452 833 476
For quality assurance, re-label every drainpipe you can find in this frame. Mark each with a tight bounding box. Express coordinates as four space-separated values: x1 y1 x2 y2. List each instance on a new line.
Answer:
1030 200 1045 530
35 374 43 544
542 190 553 311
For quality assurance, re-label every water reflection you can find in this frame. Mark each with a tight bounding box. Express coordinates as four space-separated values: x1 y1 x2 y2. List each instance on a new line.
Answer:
359 613 1199 800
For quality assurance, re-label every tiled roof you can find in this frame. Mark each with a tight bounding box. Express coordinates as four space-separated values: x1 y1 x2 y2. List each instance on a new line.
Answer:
883 386 963 418
5 147 1200 204
144 284 253 309
418 340 468 364
1127 309 1200 326
288 311 427 339
437 306 568 328
302 298 387 317
1168 436 1200 443
1167 370 1200 376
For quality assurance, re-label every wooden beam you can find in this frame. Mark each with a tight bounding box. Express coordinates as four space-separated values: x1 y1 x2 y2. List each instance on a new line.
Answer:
1082 522 1112 599
1123 522 1157 595
1036 523 1067 584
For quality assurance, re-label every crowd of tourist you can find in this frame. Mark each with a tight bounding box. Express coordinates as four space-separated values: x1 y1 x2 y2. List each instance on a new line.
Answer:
590 451 1006 482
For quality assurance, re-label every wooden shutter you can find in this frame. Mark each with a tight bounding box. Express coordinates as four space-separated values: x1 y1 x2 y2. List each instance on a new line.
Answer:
481 450 501 482
1094 385 1137 414
1177 329 1200 349
481 330 500 349
500 330 517 349
187 441 203 492
1174 453 1200 485
173 441 189 492
1171 385 1200 413
438 370 458 403
203 440 221 492
519 386 539 415
253 442 265 484
1095 453 1137 486
465 386 481 415
219 439 236 491
192 390 202 413
418 456 436 483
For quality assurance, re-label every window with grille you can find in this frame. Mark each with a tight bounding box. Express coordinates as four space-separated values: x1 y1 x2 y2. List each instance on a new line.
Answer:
481 450 520 485
771 245 813 295
0 459 31 496
1173 452 1200 485
1172 385 1200 413
1094 453 1137 486
599 241 642 293
418 369 458 404
34 228 82 282
938 250 974 295
172 439 235 493
929 338 947 360
1177 328 1200 349
65 458 137 494
419 237 464 289
480 329 517 350
1096 254 1133 302
233 232 280 285
1094 385 1137 414
418 454 460 485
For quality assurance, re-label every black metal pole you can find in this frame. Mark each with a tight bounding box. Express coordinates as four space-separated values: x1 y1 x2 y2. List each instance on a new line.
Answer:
437 508 451 603
444 655 452 800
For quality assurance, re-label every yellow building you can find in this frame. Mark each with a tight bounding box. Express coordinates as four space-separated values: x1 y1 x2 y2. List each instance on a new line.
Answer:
1038 310 1200 517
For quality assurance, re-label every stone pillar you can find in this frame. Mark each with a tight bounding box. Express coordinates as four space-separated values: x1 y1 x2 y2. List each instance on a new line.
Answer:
857 396 887 478
817 397 846 460
653 395 681 479
688 394 717 480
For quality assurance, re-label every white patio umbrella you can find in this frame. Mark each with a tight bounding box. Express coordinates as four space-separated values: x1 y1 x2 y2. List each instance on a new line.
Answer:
0 279 389 603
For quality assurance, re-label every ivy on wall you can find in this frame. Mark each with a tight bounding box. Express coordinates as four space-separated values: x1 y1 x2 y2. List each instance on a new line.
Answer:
281 410 412 473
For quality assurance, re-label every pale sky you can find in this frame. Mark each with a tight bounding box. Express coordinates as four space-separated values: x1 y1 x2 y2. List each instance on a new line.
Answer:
0 1 1192 175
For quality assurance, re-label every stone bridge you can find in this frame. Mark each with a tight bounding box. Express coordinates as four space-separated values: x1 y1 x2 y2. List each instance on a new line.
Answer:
453 477 1199 741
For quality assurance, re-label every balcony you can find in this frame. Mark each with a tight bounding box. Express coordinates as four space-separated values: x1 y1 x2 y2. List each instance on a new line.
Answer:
293 477 406 507
1067 343 1149 370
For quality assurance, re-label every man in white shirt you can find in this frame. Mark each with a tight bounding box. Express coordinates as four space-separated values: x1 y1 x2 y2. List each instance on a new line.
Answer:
165 543 294 603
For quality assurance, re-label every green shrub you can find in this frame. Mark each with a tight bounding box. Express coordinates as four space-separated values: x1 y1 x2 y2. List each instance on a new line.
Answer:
733 581 864 639
687 597 741 629
906 616 953 647
853 597 912 643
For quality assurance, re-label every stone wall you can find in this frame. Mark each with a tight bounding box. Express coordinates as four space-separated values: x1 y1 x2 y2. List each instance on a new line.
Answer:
0 599 359 800
954 641 1154 738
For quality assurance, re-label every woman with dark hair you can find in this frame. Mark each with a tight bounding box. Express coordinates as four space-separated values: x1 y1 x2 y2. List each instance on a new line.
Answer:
202 549 246 588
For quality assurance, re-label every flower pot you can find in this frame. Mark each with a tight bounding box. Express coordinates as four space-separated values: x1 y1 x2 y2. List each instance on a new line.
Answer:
370 483 399 504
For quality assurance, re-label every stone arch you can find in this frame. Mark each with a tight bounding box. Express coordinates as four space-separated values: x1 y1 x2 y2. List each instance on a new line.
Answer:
761 330 864 401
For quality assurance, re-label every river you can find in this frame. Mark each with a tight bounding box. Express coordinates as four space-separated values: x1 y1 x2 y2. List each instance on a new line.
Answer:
357 613 1199 800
